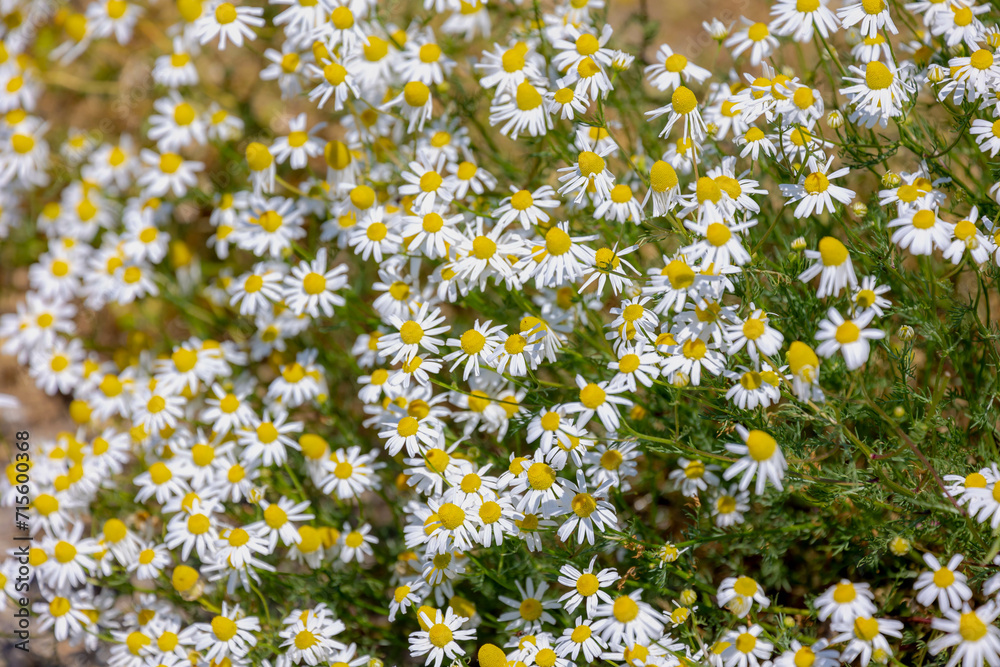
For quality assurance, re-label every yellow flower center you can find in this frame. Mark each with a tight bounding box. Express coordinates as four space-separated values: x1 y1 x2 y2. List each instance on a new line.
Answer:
397 416 419 437
576 33 599 55
665 53 687 72
578 151 605 177
437 502 465 530
733 576 758 596
746 430 777 461
835 321 860 344
571 492 597 517
853 616 880 642
212 615 238 641
613 596 638 622
735 633 757 653
215 2 237 23
546 227 572 255
472 235 497 259
527 461 556 490
404 81 430 107
479 501 502 523
933 567 955 588
819 236 848 265
671 86 697 115
865 61 893 89
804 172 830 194
706 222 732 247
959 611 989 641
912 209 936 229
516 81 543 110
54 541 77 563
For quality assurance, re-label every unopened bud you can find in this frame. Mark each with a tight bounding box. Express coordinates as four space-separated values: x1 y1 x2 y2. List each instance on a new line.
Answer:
889 536 911 556
851 202 868 217
791 237 807 251
703 18 729 41
898 324 915 341
881 171 901 188
826 110 843 128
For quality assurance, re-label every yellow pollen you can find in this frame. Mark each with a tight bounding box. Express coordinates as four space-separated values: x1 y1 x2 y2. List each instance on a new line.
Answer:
819 236 848 265
671 86 697 114
745 430 777 461
865 61 893 89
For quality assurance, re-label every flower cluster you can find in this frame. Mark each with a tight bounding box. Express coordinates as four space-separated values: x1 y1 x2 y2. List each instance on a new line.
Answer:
3 0 1000 666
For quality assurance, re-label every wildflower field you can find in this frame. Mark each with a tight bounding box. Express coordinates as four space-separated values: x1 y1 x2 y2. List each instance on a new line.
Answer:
7 0 1000 665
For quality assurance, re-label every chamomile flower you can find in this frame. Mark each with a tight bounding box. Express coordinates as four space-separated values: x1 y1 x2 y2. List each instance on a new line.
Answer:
720 624 773 667
591 590 665 647
798 236 858 298
815 580 878 624
815 307 884 371
669 458 722 497
780 157 855 219
712 486 751 528
495 185 560 230
771 0 840 41
646 86 707 142
282 248 349 318
137 149 203 197
410 607 475 667
724 427 787 495
840 61 914 128
929 602 1000 667
915 553 973 610
717 576 770 617
557 147 616 204
498 578 560 633
832 615 903 667
838 0 897 38
196 1 264 50
645 44 711 92
851 276 892 316
192 602 260 661
725 19 778 66
725 306 784 362
547 472 616 545
557 559 618 618
564 375 632 432
489 80 553 139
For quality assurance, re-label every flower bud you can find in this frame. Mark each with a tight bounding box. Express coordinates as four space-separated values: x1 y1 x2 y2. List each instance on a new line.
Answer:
791 236 807 251
611 50 635 71
898 324 915 341
881 171 900 188
826 110 843 128
703 18 729 41
927 64 946 83
659 543 680 563
679 589 697 606
851 202 868 217
889 536 911 556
